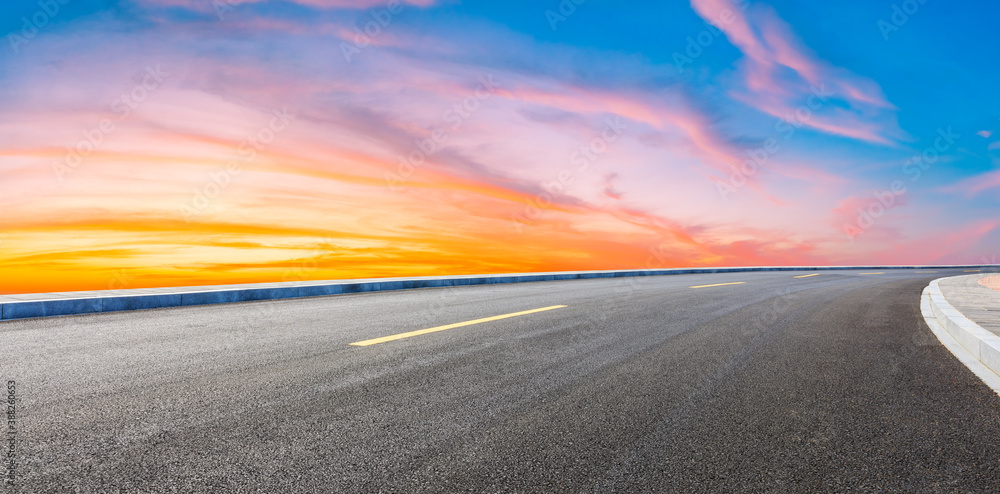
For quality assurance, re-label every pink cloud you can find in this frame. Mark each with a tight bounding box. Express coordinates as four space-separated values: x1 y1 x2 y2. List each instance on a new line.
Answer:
497 84 739 173
893 220 999 264
830 191 908 232
689 0 901 145
297 0 437 7
977 130 992 138
941 169 1000 197
496 82 834 200
822 207 997 266
7 9 978 285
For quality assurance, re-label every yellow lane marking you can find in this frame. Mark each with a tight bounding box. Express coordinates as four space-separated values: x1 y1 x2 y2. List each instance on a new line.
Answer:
914 271 937 273
690 282 747 289
965 270 981 272
349 305 568 346
794 273 820 278
858 272 884 275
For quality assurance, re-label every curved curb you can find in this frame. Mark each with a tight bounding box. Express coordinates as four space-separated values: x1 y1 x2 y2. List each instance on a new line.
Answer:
922 279 1000 395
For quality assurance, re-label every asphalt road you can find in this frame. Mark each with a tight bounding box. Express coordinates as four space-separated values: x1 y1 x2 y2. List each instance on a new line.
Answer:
3 269 1000 492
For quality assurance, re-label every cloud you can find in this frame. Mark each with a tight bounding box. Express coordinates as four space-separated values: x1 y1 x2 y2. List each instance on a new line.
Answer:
296 0 437 7
134 0 437 13
941 169 1000 197
0 73 832 295
888 220 999 264
689 0 903 146
829 191 909 239
2 1 992 294
978 130 993 138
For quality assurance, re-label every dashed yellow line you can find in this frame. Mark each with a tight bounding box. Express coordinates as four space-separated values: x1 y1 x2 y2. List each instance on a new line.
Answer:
794 273 821 278
690 282 747 289
858 272 884 275
965 270 981 272
914 271 937 273
349 305 568 346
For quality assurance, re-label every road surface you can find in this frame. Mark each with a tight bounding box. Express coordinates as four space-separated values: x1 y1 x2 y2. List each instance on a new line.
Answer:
3 269 1000 492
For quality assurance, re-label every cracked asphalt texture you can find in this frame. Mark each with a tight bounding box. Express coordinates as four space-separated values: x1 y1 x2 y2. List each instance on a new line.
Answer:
2 269 999 492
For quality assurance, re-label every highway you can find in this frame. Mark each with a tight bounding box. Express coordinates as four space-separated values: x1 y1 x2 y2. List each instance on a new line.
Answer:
3 269 1000 492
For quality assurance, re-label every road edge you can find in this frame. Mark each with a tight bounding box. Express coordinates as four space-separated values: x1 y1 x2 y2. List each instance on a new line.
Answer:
1 265 995 321
922 279 1000 396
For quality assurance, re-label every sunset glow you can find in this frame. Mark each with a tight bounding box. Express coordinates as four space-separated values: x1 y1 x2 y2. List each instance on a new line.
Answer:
2 0 998 294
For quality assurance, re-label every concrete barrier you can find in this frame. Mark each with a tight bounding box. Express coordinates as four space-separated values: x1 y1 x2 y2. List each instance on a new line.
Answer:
1 265 995 321
923 278 1000 388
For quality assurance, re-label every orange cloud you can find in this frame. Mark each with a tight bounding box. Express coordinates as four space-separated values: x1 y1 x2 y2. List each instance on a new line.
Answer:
1 14 986 297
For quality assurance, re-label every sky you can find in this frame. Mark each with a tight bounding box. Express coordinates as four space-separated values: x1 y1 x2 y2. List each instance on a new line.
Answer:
0 0 998 294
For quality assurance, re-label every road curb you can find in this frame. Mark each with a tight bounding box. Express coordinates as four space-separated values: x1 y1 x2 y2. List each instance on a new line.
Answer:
1 265 994 321
923 278 1000 394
